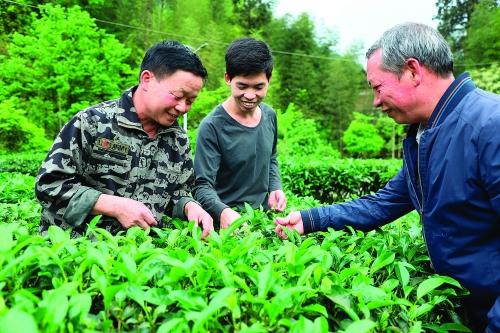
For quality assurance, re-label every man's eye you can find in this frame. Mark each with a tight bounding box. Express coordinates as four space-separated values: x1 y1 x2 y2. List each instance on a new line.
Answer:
170 92 183 100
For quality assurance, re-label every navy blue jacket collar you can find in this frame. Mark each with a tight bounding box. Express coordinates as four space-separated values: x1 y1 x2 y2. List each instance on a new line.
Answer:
407 72 476 137
428 72 476 129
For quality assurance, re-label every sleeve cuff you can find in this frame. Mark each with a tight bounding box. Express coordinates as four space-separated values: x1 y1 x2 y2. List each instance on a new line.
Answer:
300 208 321 234
63 186 102 227
173 197 199 219
214 202 230 222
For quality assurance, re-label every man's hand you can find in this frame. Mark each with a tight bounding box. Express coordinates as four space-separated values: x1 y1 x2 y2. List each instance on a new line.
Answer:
220 208 241 229
268 190 287 211
274 211 304 239
92 194 158 230
184 201 214 239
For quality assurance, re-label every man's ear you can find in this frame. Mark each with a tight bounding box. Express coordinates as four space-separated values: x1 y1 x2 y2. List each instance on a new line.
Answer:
140 70 154 89
405 58 422 86
224 72 231 85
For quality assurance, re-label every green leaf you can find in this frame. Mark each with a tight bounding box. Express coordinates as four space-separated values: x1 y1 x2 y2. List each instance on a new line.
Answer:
126 283 146 307
257 263 273 298
313 316 329 333
409 303 434 319
326 287 359 321
370 250 395 274
168 290 207 311
0 224 15 252
301 304 328 317
68 293 92 320
86 247 108 271
436 323 472 332
342 319 376 333
47 226 70 244
409 321 422 333
167 229 181 247
290 316 314 333
416 277 449 299
395 261 410 287
144 288 169 306
0 308 39 333
41 285 74 329
188 288 236 333
157 318 188 333
120 252 137 277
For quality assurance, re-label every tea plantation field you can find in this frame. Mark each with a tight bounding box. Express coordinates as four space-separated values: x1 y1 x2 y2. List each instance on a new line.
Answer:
0 156 471 332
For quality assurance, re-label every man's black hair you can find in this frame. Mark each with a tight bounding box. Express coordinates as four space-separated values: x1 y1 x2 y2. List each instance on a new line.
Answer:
225 38 273 80
140 40 208 81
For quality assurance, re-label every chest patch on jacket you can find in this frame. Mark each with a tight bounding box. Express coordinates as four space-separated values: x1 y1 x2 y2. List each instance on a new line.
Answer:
95 137 130 156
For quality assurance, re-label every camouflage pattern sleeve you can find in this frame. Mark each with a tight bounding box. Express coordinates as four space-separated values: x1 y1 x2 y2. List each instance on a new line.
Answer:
168 138 199 219
35 113 102 228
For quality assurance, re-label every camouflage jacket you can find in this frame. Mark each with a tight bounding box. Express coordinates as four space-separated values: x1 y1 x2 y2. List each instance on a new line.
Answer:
35 86 196 236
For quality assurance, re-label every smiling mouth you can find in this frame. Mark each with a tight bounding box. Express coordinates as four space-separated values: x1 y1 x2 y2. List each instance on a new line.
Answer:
241 101 256 108
166 112 178 120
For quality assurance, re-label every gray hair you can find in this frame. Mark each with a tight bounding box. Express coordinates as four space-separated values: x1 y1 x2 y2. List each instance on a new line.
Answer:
366 22 453 78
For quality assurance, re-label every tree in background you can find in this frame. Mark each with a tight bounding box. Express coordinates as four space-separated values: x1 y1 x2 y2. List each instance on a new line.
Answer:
462 0 500 93
0 0 33 48
231 0 275 34
463 1 499 65
435 0 480 68
265 13 365 147
0 4 133 138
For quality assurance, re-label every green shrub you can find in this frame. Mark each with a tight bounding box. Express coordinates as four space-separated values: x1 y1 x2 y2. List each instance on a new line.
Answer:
0 153 45 176
277 103 340 159
469 64 500 94
0 172 35 203
343 112 385 158
0 98 51 154
281 157 402 203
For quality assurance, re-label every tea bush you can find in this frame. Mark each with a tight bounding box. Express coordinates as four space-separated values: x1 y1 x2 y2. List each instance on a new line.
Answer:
281 158 402 203
0 166 472 332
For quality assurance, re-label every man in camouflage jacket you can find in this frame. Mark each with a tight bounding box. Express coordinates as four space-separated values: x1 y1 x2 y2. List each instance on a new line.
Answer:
36 40 214 237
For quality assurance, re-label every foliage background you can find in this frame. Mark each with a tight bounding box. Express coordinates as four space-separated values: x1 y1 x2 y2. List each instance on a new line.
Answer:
1 0 498 156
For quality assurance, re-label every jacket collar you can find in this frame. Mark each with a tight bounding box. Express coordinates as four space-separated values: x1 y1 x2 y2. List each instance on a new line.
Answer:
116 86 142 130
407 72 476 137
427 72 476 129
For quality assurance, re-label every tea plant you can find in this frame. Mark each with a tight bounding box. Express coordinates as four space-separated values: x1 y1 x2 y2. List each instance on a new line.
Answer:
0 168 472 332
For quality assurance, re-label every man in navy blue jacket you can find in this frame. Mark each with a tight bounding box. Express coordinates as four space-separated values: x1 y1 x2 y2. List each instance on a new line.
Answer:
274 22 499 332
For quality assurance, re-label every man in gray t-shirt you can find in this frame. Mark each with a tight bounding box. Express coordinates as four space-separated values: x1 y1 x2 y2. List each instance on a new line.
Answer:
194 38 286 229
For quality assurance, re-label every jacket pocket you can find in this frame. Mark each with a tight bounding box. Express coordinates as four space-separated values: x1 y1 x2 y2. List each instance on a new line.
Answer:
86 150 132 182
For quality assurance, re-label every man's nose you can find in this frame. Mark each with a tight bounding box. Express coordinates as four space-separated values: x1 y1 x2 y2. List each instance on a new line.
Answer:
175 100 189 114
373 95 382 108
244 91 257 100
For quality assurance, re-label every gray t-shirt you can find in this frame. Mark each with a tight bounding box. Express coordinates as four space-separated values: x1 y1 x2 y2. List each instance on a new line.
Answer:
193 103 282 221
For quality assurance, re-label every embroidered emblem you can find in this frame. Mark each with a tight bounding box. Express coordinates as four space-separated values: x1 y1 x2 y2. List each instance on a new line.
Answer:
95 137 129 156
